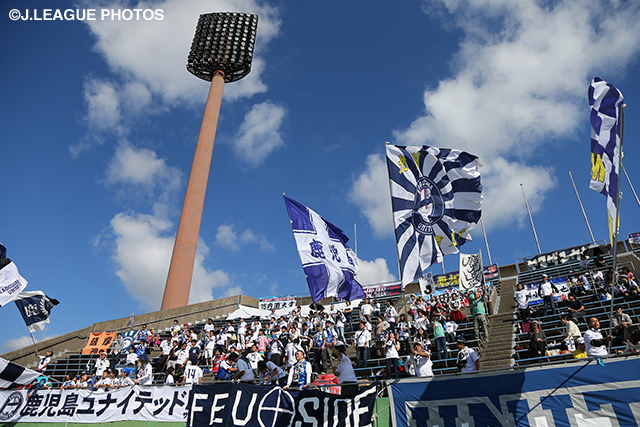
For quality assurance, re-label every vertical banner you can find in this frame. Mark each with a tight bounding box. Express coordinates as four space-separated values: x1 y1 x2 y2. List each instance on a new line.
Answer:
459 251 484 291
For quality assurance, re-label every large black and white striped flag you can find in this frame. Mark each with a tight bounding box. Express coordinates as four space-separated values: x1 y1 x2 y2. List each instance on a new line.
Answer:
0 357 39 389
386 145 483 286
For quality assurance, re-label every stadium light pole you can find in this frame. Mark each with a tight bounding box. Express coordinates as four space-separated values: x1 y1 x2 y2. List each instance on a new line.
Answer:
161 12 258 310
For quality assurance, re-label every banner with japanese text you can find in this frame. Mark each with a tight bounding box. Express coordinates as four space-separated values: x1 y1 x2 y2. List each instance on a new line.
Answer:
189 382 378 427
433 264 499 289
523 243 590 270
363 281 402 299
0 385 190 423
629 232 640 245
259 295 297 310
81 332 116 355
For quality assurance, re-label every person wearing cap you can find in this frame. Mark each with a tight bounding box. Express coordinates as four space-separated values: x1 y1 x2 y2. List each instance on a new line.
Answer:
94 350 110 378
573 337 587 359
135 354 153 385
584 316 613 356
456 338 479 373
538 274 558 317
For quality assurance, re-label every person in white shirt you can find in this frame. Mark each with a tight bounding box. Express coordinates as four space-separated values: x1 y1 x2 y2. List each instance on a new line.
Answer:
584 316 613 357
95 351 110 377
246 344 263 371
538 274 557 317
330 345 359 396
183 358 203 384
385 301 398 332
514 283 530 321
456 338 479 373
157 336 173 371
237 318 247 349
558 314 581 353
257 360 287 387
95 370 114 392
353 322 371 370
135 355 153 386
126 346 138 366
37 351 53 373
385 332 400 379
203 318 215 334
175 342 189 377
170 320 181 337
412 342 433 377
444 315 459 343
120 371 135 387
360 298 373 324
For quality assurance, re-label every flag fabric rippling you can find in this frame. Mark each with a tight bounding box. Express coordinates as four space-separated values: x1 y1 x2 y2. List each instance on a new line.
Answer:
386 144 482 286
14 291 59 333
588 77 624 243
284 195 365 303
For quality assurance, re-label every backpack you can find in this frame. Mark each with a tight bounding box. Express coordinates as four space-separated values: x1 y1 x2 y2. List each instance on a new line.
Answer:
216 365 230 380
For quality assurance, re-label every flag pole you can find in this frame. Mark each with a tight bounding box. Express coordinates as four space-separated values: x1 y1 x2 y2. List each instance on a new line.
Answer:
480 218 493 265
608 103 626 345
28 331 39 358
568 170 596 244
520 183 542 254
354 222 358 258
621 162 640 209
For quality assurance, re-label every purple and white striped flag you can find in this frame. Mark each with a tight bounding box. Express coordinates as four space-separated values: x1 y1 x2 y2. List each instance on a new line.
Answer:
588 78 624 243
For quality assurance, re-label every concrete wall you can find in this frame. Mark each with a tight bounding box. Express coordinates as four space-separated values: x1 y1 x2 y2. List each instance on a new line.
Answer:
1 294 259 369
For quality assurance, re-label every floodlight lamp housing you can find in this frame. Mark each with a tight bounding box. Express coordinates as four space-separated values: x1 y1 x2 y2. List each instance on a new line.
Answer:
187 12 258 83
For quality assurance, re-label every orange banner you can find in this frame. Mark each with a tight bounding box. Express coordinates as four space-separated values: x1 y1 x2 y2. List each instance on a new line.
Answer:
81 331 116 355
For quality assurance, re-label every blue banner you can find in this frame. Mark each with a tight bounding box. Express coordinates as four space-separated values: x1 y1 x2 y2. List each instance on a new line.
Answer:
389 357 640 427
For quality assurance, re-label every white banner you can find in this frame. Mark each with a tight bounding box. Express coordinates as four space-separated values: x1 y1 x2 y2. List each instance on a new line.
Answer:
0 385 190 423
0 261 28 307
459 251 484 291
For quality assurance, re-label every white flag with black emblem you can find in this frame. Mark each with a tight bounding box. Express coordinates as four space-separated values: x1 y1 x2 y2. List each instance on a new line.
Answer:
459 251 484 291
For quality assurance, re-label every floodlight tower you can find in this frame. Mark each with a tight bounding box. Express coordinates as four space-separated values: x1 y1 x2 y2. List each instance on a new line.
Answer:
161 12 258 310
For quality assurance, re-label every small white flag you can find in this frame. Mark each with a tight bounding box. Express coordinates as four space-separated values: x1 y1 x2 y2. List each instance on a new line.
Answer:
459 251 484 291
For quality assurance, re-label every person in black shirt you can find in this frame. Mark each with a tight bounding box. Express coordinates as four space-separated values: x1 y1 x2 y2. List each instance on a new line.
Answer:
566 294 585 323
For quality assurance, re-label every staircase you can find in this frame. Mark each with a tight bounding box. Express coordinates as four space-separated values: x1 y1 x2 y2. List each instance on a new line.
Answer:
479 276 518 371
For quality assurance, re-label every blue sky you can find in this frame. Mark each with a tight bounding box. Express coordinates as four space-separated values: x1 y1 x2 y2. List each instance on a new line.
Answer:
2 0 640 353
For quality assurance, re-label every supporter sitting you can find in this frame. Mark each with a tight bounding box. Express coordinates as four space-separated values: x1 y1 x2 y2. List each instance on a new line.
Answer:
619 276 639 297
528 321 547 358
557 314 581 354
412 342 433 378
76 373 89 389
566 293 585 323
579 253 589 271
61 374 78 390
444 315 459 343
134 354 153 385
573 337 587 359
611 306 632 340
584 316 613 357
617 327 640 355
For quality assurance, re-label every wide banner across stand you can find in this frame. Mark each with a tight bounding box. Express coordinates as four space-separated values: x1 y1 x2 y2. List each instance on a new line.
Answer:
388 357 640 427
0 385 191 423
189 382 378 427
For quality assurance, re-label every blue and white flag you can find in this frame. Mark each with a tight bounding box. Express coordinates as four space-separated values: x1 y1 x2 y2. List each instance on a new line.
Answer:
284 195 365 303
386 144 482 286
589 77 624 243
0 243 28 308
14 291 59 333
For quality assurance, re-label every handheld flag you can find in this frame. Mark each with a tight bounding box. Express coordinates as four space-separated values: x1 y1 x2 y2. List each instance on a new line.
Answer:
0 244 28 308
588 78 624 243
284 195 365 303
459 251 485 291
386 144 482 286
14 291 59 333
0 357 40 389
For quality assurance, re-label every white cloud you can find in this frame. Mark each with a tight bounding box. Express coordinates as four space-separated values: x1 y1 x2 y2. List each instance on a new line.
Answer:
234 101 286 167
81 0 281 104
356 257 396 286
350 153 393 237
83 78 121 131
1 332 56 353
385 0 640 230
110 211 232 311
215 224 275 252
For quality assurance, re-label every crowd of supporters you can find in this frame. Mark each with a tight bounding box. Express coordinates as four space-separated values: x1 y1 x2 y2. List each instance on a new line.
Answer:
31 287 491 395
514 254 640 361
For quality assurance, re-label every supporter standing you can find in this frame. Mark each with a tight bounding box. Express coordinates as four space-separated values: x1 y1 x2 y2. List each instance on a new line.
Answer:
397 314 411 356
310 324 328 374
354 321 371 369
412 342 433 378
385 301 398 333
468 288 489 342
360 298 373 324
330 344 359 397
343 301 353 331
456 338 479 373
432 314 448 360
539 274 558 317
135 354 153 385
385 332 400 379
257 360 287 387
183 356 203 384
514 283 530 321
285 350 312 390
584 316 613 356
37 350 52 373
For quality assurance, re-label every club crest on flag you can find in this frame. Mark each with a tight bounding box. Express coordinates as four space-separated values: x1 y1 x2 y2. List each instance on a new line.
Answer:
284 195 365 303
386 144 483 286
